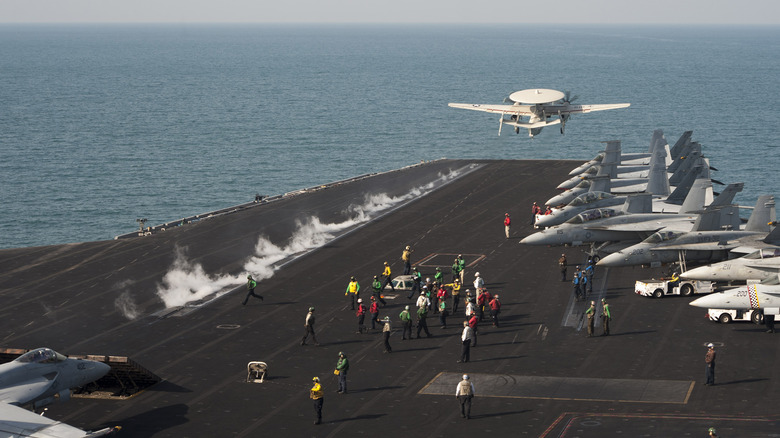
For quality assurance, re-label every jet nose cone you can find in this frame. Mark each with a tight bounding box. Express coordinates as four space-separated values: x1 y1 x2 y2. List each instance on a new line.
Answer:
680 266 711 281
91 361 111 380
689 293 724 309
520 232 546 245
597 252 626 267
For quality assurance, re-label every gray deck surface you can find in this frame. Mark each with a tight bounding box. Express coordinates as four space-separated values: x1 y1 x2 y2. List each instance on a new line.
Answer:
0 159 777 437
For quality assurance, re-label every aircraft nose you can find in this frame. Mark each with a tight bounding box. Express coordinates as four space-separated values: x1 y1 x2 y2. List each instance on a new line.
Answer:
597 252 626 267
689 293 725 309
91 361 111 380
520 232 547 245
680 266 711 281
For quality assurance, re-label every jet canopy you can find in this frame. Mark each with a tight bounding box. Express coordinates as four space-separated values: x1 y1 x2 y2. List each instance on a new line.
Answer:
643 230 684 244
566 208 623 224
15 347 67 364
569 191 615 207
744 248 780 259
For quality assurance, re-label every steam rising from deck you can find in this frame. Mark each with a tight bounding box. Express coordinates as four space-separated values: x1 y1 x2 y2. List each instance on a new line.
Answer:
154 169 462 309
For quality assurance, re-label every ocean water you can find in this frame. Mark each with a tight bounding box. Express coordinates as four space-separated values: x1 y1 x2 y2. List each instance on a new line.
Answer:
2 24 779 249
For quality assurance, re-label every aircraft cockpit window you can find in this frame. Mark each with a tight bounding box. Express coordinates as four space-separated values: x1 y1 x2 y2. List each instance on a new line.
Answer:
15 348 65 364
761 248 780 259
569 191 613 207
644 231 681 244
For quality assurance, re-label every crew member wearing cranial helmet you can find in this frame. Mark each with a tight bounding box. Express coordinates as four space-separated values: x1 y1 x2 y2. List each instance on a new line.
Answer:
242 274 263 305
335 352 350 394
310 377 324 425
401 245 413 275
301 306 319 346
345 276 360 310
455 374 476 419
356 298 367 334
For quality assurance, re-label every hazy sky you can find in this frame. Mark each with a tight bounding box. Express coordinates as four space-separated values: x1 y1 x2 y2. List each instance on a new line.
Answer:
2 0 779 24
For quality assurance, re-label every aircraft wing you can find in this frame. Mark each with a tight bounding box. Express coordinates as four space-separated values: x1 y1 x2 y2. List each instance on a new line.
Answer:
0 379 54 405
560 103 631 115
651 241 741 252
447 103 533 116
0 402 117 437
583 219 694 233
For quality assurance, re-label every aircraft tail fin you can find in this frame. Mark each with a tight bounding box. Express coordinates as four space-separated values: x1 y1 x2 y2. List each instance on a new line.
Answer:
601 140 621 165
595 163 617 179
669 130 693 158
666 157 710 205
588 175 611 193
645 150 671 196
692 205 740 231
622 193 653 213
745 195 776 233
679 175 714 214
668 139 697 175
708 182 744 208
648 129 667 154
669 142 702 186
763 221 780 245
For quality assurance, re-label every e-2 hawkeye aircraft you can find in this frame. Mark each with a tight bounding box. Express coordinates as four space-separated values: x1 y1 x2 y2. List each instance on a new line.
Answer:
448 89 630 137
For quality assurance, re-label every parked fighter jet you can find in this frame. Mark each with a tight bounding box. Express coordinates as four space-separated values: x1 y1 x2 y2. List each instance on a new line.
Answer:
681 247 780 283
597 196 779 268
0 347 116 437
522 183 744 250
689 284 780 317
566 130 690 178
448 89 630 137
535 156 712 228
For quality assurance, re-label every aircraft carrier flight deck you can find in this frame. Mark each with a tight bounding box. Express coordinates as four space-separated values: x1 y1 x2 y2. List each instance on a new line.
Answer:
0 159 777 437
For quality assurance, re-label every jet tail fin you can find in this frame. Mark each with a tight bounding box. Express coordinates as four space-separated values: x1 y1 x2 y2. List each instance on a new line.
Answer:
601 140 621 165
708 183 744 208
648 129 667 154
745 195 776 233
645 149 671 196
667 157 710 206
692 205 740 231
588 175 611 193
622 193 653 213
669 130 693 159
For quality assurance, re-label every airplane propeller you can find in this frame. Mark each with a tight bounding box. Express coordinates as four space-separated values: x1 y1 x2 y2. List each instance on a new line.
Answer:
559 91 578 134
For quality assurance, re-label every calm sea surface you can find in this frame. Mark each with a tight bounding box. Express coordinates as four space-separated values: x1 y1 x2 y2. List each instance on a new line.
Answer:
1 24 779 249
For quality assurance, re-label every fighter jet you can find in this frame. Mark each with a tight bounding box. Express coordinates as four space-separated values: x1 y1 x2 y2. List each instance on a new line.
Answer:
535 156 712 228
681 247 780 283
522 183 744 250
597 196 779 268
689 284 780 317
0 347 116 437
558 129 680 177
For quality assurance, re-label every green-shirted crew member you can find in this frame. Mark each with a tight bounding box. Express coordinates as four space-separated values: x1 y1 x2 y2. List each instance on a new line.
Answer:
585 301 596 337
371 275 386 306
